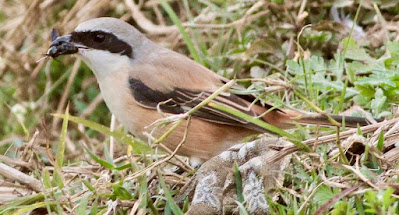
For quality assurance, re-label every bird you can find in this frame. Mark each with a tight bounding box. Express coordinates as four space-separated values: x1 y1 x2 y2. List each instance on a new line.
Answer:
47 17 373 163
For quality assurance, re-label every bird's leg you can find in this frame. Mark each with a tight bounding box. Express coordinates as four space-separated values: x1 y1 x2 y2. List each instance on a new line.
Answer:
175 137 292 214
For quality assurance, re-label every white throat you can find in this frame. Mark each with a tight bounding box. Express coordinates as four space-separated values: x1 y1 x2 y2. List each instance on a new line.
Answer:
78 49 131 80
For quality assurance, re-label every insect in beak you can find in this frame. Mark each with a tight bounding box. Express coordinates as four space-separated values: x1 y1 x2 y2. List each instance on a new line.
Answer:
51 28 59 42
37 28 79 62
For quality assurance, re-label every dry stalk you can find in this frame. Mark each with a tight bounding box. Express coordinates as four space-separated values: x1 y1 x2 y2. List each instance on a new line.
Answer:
125 117 191 181
268 118 399 164
52 58 81 129
0 163 42 192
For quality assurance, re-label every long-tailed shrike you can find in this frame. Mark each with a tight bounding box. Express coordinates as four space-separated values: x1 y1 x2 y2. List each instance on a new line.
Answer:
47 17 372 162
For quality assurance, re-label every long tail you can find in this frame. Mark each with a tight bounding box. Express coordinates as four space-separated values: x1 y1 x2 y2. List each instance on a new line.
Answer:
296 114 375 127
261 109 379 129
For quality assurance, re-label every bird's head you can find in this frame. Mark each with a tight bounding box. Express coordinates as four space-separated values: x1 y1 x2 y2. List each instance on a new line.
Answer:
48 17 146 78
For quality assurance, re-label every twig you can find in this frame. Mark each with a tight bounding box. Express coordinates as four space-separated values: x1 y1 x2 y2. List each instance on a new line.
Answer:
158 143 193 172
125 0 177 34
296 182 325 215
268 118 399 163
342 164 379 190
0 155 32 169
125 117 191 181
336 126 349 165
125 0 269 34
0 163 42 192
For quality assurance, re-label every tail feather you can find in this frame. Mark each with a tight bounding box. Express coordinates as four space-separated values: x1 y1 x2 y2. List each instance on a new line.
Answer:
261 108 380 129
297 114 377 127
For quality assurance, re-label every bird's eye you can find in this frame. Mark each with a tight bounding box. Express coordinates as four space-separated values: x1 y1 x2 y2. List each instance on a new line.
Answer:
93 33 106 43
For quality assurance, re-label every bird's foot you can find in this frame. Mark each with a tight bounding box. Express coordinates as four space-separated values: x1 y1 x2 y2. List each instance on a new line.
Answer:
175 137 292 215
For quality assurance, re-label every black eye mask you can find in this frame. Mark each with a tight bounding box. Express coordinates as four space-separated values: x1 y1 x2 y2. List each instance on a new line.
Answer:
70 30 133 58
45 29 133 59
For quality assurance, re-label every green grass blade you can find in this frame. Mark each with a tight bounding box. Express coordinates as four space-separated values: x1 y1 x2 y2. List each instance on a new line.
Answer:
158 170 183 215
0 193 45 213
234 162 244 204
15 202 56 214
160 0 201 63
82 144 115 169
76 192 91 215
53 104 69 189
377 131 384 152
56 104 68 168
52 114 151 153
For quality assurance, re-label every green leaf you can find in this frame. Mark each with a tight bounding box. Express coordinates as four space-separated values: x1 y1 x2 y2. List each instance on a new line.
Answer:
330 53 344 80
82 180 95 192
310 56 327 73
355 74 396 88
331 201 356 215
346 61 371 75
387 42 399 56
371 88 387 116
112 184 133 200
313 185 337 205
76 192 91 215
286 60 301 75
382 187 395 209
342 38 373 61
89 198 99 215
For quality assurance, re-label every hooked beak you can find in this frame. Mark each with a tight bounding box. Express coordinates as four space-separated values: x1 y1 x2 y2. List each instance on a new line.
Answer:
47 35 86 58
50 34 73 47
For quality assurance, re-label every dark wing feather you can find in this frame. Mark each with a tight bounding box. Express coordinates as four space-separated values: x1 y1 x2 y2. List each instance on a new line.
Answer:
129 78 269 132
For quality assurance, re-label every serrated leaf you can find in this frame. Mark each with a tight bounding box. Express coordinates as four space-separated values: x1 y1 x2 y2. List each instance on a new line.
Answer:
355 75 396 87
330 53 344 80
310 56 327 72
346 61 372 75
286 60 301 75
313 185 336 205
342 38 373 61
312 78 358 97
